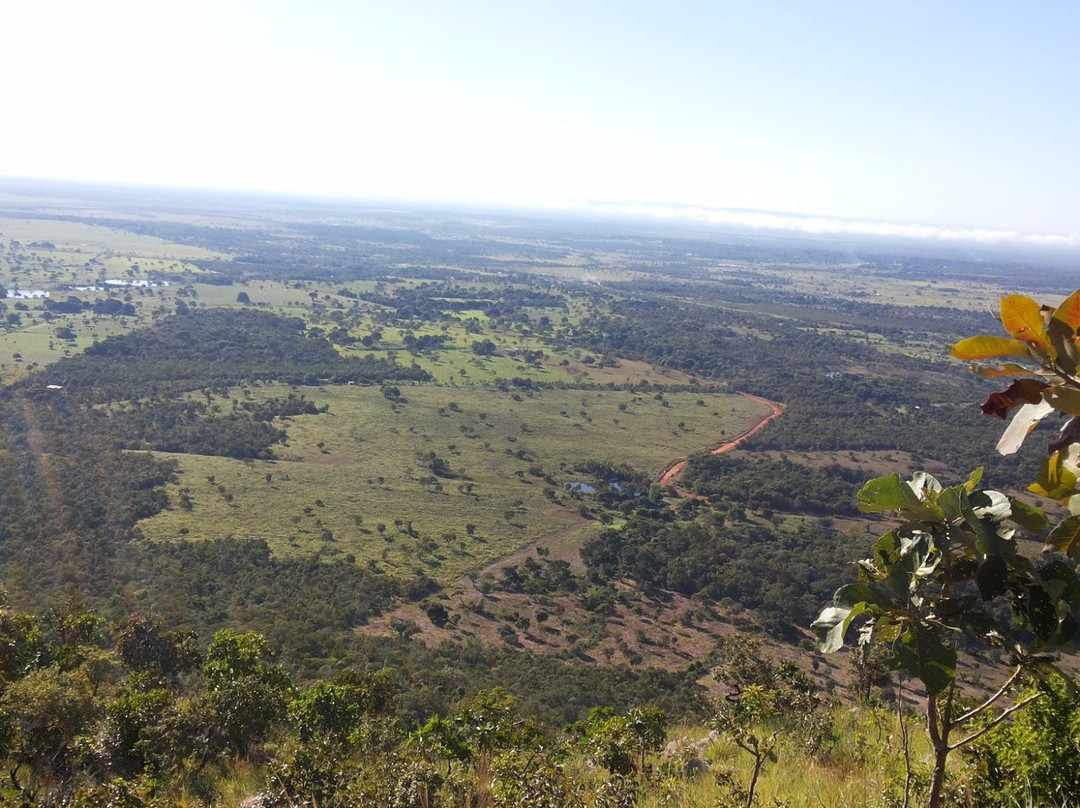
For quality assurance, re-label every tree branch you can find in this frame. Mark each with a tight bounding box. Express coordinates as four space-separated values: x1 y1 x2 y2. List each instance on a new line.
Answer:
952 664 1025 727
949 692 1043 751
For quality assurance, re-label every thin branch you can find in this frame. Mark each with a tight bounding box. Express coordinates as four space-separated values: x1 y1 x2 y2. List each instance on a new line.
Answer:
952 664 1025 727
949 692 1043 751
898 673 912 808
1050 366 1080 392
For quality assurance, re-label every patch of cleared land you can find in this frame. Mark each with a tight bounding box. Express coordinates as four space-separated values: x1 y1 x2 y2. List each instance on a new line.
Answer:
137 383 770 581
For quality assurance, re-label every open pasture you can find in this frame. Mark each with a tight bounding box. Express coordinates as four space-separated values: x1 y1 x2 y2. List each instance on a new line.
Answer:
137 382 770 580
0 217 229 289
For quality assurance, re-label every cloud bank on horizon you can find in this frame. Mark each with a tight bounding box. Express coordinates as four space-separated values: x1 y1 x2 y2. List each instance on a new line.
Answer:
588 202 1080 249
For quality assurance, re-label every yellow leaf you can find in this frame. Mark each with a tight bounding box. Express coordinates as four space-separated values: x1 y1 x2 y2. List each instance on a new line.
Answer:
1000 294 1051 352
1045 386 1080 416
949 335 1033 361
1052 289 1080 331
972 363 1038 378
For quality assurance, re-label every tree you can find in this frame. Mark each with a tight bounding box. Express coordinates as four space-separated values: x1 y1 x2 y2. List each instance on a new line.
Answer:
965 676 1080 805
850 641 892 704
1 665 97 793
579 708 636 776
202 629 294 756
0 604 49 681
711 636 821 808
114 615 199 681
625 705 666 775
813 291 1080 808
471 339 497 357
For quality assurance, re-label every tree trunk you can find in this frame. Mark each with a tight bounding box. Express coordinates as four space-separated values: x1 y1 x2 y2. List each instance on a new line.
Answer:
746 750 765 808
927 742 949 808
925 688 953 808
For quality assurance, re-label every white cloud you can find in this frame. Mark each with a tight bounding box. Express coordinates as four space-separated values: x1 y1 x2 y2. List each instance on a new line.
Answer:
587 202 1080 248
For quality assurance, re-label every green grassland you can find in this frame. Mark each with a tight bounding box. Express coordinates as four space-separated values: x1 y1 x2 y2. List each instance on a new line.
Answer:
0 218 228 286
0 216 240 378
725 262 1061 312
136 383 769 580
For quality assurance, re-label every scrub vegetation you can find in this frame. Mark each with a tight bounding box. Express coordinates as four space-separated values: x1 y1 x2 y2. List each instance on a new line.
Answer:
0 183 1078 806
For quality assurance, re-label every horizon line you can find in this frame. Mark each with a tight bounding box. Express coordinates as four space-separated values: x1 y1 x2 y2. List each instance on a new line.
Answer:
1 174 1077 251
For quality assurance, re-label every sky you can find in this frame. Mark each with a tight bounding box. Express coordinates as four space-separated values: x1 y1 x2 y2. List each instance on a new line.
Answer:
3 1 1080 241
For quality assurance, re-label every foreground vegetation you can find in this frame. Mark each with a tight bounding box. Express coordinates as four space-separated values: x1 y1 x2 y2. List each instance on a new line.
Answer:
5 592 1080 807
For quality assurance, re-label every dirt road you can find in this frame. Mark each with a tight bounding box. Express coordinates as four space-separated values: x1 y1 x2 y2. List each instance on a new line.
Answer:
658 393 783 488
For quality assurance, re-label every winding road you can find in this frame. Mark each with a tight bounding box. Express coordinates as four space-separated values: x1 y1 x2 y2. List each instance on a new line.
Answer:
658 392 783 489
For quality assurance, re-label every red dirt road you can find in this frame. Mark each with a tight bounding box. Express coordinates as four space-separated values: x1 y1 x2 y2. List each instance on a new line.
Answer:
658 393 783 488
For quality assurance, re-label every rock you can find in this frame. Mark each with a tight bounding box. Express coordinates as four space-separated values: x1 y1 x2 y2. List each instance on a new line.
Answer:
686 757 710 776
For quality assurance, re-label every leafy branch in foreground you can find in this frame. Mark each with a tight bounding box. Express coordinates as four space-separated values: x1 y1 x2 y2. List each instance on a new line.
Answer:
814 290 1080 808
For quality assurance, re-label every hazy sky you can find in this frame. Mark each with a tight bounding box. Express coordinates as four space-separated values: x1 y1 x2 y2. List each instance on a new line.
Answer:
4 1 1079 238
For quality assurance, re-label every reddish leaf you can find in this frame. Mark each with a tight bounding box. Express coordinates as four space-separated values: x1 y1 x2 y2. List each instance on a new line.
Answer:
980 379 1048 419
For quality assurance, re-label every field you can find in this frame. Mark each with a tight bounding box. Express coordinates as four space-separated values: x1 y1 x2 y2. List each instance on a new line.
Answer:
136 383 770 581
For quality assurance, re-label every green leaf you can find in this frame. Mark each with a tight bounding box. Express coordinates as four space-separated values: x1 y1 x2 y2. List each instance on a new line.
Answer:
1039 558 1080 608
834 582 892 609
873 530 898 558
857 473 944 520
898 475 946 522
875 617 902 643
935 594 979 620
1007 497 1050 535
969 489 1012 523
857 474 905 513
1031 453 1080 501
1047 318 1080 375
1043 514 1080 560
1023 585 1059 641
1045 386 1080 416
975 555 1008 600
812 603 869 653
949 335 1034 361
908 471 943 499
884 556 914 598
894 624 956 696
936 488 962 521
960 489 1006 555
1048 614 1080 648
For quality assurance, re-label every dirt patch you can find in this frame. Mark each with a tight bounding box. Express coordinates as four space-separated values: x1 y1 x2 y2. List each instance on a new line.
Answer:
363 577 744 669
